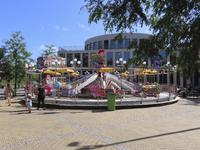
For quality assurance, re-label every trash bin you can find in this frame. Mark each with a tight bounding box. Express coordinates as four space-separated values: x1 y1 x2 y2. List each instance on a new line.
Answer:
182 92 187 98
107 93 116 111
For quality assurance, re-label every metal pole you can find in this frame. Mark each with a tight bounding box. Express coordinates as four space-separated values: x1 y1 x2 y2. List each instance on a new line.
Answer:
31 68 32 96
75 64 76 104
55 63 57 101
168 67 170 100
121 62 122 104
25 68 27 97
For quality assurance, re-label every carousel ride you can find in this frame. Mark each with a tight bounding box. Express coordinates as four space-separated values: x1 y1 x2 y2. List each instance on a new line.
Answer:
28 52 179 106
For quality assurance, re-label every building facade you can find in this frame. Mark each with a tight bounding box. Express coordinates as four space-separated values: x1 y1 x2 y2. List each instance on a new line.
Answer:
58 33 191 87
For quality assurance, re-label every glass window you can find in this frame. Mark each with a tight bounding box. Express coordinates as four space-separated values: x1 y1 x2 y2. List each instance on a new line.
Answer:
143 53 148 66
87 44 89 50
59 53 65 58
125 39 130 49
132 39 138 48
75 53 80 62
83 53 88 67
170 50 176 62
67 54 72 67
90 43 93 50
110 40 116 49
160 50 167 64
132 39 137 42
104 40 109 49
151 56 157 67
107 52 113 67
124 52 130 66
94 42 97 50
115 52 121 66
118 41 123 49
98 41 102 49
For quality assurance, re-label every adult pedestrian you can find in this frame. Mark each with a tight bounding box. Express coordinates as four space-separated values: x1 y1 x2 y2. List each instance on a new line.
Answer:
4 83 14 106
35 85 46 110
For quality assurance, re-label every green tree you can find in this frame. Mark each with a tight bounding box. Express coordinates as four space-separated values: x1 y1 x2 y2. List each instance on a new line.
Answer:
41 44 57 56
83 0 200 79
2 31 32 95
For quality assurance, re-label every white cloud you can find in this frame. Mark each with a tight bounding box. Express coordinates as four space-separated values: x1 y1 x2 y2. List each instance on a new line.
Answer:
63 27 68 31
54 25 60 29
77 22 91 31
38 45 58 52
38 45 46 50
77 22 84 28
52 46 58 52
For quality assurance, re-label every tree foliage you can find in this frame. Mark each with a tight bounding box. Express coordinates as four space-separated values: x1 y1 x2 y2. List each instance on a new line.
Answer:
41 44 57 56
1 31 32 94
83 0 200 78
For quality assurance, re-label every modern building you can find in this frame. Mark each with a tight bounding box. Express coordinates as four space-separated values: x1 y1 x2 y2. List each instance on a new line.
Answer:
58 33 194 87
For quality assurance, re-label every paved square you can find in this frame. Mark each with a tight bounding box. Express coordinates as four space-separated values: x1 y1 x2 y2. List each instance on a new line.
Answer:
0 96 200 149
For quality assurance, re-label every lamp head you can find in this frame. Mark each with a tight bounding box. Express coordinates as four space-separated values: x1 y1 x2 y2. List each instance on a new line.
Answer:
29 62 34 67
123 60 126 64
25 64 28 69
143 61 146 65
74 58 77 62
70 61 73 65
77 61 81 65
166 61 170 66
116 60 119 64
119 58 123 62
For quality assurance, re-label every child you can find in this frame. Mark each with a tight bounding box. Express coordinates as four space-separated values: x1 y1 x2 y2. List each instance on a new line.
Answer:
27 95 32 113
25 94 30 110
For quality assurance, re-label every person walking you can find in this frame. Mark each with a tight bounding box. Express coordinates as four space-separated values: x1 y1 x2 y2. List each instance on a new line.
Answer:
4 83 14 106
35 85 46 110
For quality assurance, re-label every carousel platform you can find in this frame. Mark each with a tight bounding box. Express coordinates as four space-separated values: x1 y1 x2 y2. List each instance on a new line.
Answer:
26 93 179 107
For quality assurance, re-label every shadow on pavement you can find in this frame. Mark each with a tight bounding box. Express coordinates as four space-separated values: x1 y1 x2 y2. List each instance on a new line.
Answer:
69 127 200 150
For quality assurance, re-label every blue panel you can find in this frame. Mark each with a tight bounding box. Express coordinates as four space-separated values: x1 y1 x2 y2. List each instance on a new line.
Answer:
110 40 116 49
118 41 123 49
125 39 130 49
107 52 113 67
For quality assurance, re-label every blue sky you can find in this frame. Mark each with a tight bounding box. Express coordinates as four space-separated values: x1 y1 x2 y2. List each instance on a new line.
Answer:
0 0 152 61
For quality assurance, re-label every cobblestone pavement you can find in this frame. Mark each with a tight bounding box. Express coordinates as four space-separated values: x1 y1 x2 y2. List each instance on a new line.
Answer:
1 96 200 150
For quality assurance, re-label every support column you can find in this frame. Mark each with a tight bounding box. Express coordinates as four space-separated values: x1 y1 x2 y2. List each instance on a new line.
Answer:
80 53 83 67
144 75 147 83
180 75 184 87
113 52 116 68
88 53 91 67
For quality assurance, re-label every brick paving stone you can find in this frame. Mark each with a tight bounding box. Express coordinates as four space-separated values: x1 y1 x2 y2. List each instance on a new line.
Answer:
0 96 200 149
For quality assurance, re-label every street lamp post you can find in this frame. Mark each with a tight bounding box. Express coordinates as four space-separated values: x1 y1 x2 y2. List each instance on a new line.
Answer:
142 61 146 84
29 62 34 96
39 69 43 85
166 61 171 100
25 63 28 97
173 65 177 97
116 58 126 104
70 58 81 103
52 59 60 100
